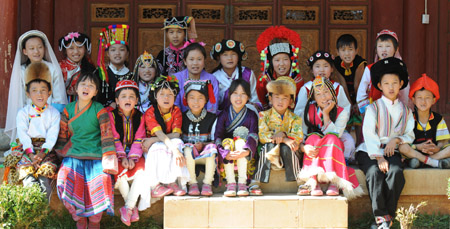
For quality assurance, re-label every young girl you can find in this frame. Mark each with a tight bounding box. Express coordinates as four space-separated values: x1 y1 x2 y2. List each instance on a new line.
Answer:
214 79 259 197
56 73 116 228
255 26 303 109
59 32 96 103
298 76 363 199
156 16 197 76
6 30 67 142
133 51 159 113
97 24 133 107
294 51 355 161
174 42 219 114
211 39 261 113
108 80 146 226
141 75 189 207
182 80 218 196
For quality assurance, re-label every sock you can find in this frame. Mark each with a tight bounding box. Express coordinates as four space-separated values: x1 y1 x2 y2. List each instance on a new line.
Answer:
425 157 439 167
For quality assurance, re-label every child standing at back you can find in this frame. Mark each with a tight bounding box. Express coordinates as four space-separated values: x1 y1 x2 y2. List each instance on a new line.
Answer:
133 51 159 113
356 57 414 229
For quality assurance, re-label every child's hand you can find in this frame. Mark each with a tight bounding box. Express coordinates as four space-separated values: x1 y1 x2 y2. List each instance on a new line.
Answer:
377 157 389 173
384 138 398 157
272 132 286 144
30 154 40 168
33 152 46 165
420 140 439 154
304 145 318 158
233 150 250 159
174 149 186 167
128 159 135 170
194 142 204 152
283 138 299 152
142 139 152 152
225 152 236 161
121 158 129 169
322 100 336 116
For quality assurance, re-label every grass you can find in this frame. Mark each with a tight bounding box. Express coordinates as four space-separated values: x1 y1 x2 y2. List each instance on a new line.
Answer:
349 212 450 229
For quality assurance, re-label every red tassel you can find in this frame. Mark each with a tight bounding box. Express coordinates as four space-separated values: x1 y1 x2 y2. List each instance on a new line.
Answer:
183 97 187 106
208 83 216 104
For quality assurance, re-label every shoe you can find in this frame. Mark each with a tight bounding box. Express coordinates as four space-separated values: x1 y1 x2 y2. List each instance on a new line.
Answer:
201 184 213 196
408 158 421 169
188 183 200 196
130 207 139 223
248 184 263 196
167 183 186 196
76 217 87 229
224 183 236 197
311 185 323 196
152 184 174 198
326 184 339 196
119 206 132 226
377 221 391 229
237 183 249 196
297 185 311 196
439 158 450 169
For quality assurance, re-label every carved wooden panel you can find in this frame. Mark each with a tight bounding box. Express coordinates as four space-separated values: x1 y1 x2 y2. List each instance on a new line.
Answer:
282 5 319 25
138 28 165 58
233 29 265 77
90 27 103 67
329 6 367 24
294 29 320 80
329 29 367 60
138 4 176 23
233 6 272 25
195 28 226 73
91 3 129 22
187 4 225 24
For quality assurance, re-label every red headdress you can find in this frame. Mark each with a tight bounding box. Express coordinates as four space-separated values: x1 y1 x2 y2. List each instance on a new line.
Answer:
409 73 440 101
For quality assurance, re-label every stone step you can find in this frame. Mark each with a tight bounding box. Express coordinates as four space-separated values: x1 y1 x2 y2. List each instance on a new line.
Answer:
164 194 348 229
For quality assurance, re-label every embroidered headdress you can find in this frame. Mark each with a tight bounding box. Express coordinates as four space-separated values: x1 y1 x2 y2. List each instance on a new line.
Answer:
266 76 297 108
307 51 334 67
374 29 402 62
151 75 179 98
58 32 92 54
115 80 139 92
161 16 197 67
183 80 216 106
133 51 158 82
309 76 337 103
370 57 409 91
409 73 440 101
210 39 248 61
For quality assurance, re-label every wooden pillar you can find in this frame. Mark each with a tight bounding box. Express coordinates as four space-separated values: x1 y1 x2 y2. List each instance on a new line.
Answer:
0 0 18 127
31 0 54 42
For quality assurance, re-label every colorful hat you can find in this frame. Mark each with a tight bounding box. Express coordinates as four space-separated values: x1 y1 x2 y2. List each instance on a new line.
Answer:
256 26 302 80
309 76 337 103
409 73 440 101
376 29 399 42
370 57 409 91
133 51 158 82
58 32 91 54
162 16 193 30
152 75 179 94
115 80 139 92
25 62 52 86
183 80 216 106
307 51 334 67
266 76 297 108
210 39 248 61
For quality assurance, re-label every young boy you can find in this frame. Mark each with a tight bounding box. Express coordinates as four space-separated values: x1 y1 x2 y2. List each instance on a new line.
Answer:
251 77 303 196
356 57 414 229
399 74 450 169
4 62 61 202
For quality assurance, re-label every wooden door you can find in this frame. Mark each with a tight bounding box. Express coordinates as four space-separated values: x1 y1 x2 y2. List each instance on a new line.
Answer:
438 0 450 120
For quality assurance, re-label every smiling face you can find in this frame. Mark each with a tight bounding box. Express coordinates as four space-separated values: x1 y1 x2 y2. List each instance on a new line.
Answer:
269 93 292 115
219 50 239 71
23 37 45 63
139 63 156 83
377 73 403 101
337 44 357 65
313 86 334 109
272 53 291 76
76 78 98 102
376 40 396 60
184 49 205 78
65 41 86 64
230 85 249 111
186 90 207 115
155 88 175 112
167 28 186 48
107 44 128 68
312 59 333 79
26 81 51 108
412 89 436 112
115 88 138 115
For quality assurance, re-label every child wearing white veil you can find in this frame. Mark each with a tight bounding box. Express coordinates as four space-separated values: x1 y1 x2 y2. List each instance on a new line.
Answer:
5 30 67 142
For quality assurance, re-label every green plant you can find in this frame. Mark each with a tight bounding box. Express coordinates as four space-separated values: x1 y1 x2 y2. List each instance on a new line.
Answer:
447 177 450 199
395 201 427 229
0 184 49 228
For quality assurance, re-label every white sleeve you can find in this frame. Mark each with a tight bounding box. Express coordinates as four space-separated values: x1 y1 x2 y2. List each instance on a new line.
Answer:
322 108 349 137
356 67 371 111
336 84 351 115
362 105 383 158
294 85 308 118
41 108 61 150
16 108 33 150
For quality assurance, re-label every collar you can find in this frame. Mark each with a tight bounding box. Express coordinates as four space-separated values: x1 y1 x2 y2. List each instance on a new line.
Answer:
109 64 129 75
31 103 48 113
340 61 353 76
381 95 399 106
169 41 189 52
157 105 173 122
271 107 288 120
118 107 135 118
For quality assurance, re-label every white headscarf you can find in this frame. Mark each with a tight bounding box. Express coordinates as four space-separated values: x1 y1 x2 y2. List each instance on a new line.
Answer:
5 30 67 142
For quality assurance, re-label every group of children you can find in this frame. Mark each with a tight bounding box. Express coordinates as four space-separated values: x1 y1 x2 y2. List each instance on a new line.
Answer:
2 15 449 229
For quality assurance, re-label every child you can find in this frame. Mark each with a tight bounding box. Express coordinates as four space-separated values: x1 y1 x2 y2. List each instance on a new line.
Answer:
156 16 197 76
56 73 117 228
108 80 146 226
297 76 363 199
3 62 60 202
214 79 259 197
141 75 189 205
294 51 355 161
255 26 303 109
210 39 261 113
399 74 450 169
174 42 219 114
357 29 410 113
59 32 96 103
133 51 159 113
182 80 218 196
97 24 133 107
252 77 303 195
6 30 67 142
356 57 414 229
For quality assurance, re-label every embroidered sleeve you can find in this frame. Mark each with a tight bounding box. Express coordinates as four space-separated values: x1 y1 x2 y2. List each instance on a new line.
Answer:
214 111 227 146
286 114 303 143
436 118 450 142
41 108 61 151
16 108 33 151
258 111 273 144
356 66 371 113
362 105 383 158
397 109 415 145
128 115 146 161
293 85 309 118
145 107 162 136
322 108 349 137
108 111 126 159
171 106 183 134
97 108 116 156
244 112 259 157
55 108 70 156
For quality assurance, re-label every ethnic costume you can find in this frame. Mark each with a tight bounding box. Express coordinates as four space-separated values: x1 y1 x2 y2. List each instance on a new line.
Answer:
6 30 67 142
256 26 303 110
133 51 158 113
334 55 367 105
356 58 413 227
56 101 116 220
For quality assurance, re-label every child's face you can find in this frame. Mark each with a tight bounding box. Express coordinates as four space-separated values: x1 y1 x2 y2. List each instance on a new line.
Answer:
313 86 334 109
22 37 45 63
312 59 333 78
26 81 51 108
156 88 175 111
337 44 357 65
187 90 207 115
184 49 205 76
377 73 403 101
115 89 138 114
66 41 86 64
167 28 186 48
107 44 128 67
269 93 292 115
230 85 249 111
376 40 396 59
272 53 291 76
219 50 238 70
76 79 98 101
412 89 436 112
139 63 156 83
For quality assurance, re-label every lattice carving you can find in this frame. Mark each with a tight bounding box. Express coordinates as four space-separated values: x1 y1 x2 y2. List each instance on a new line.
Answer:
91 4 129 22
139 5 176 23
187 5 225 24
330 6 367 24
282 6 319 24
234 6 272 25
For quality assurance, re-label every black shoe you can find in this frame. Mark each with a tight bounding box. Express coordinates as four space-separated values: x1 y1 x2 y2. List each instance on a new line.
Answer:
408 158 421 169
439 158 450 169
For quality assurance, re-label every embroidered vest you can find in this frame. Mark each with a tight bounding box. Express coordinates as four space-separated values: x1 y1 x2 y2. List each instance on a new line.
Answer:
112 108 142 147
413 111 442 145
372 99 409 138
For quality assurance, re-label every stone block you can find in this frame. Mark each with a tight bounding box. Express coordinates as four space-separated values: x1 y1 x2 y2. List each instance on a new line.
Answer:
254 195 299 228
259 169 298 193
209 196 253 228
302 197 348 228
164 196 209 228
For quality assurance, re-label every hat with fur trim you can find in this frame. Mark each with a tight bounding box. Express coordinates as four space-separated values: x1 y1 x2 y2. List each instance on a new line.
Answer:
266 76 297 107
25 62 52 86
409 73 440 101
370 57 409 91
